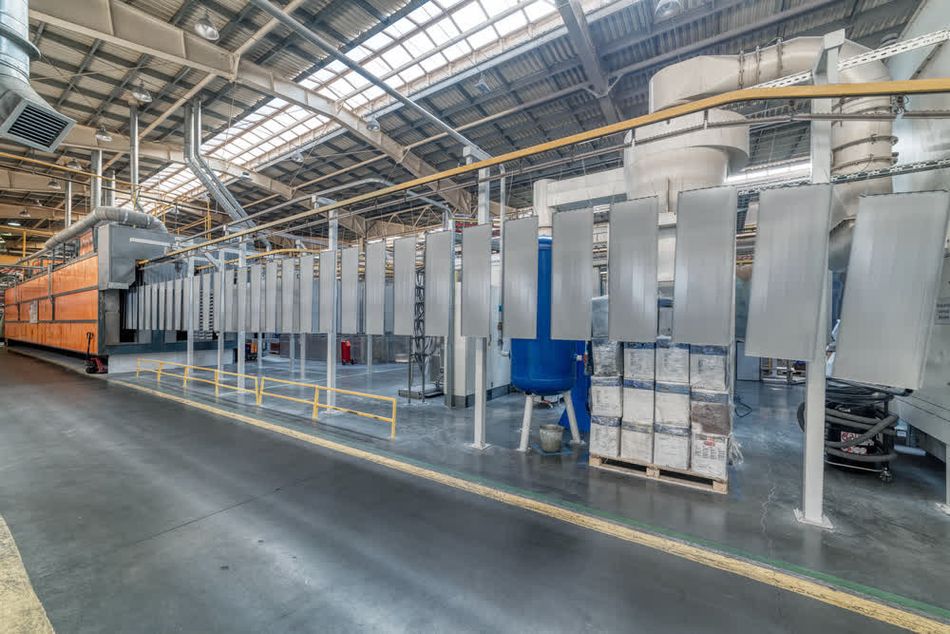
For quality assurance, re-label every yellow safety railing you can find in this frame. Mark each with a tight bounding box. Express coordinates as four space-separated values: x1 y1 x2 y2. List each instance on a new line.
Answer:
135 358 397 438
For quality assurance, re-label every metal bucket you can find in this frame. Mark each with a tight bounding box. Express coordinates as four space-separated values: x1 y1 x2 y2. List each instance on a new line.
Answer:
539 424 563 453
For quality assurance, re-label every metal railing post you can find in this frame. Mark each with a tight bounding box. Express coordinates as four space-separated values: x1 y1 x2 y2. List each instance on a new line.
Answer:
311 386 320 420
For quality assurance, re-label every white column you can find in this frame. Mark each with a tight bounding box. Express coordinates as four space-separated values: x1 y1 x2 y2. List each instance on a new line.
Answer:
366 335 374 374
796 30 841 530
472 155 491 448
216 250 225 374
327 209 338 406
299 334 306 379
237 244 246 381
186 257 195 366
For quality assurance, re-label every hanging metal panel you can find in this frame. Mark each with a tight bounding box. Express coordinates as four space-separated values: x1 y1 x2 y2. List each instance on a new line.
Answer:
222 270 235 333
503 216 539 339
299 256 314 334
461 224 492 338
608 197 659 342
364 241 385 336
173 278 182 331
393 237 416 336
551 208 593 340
236 268 247 333
745 185 832 360
319 250 336 333
136 285 144 331
213 269 223 332
424 231 453 337
341 247 360 334
164 280 174 331
833 191 950 389
264 260 278 333
249 263 262 333
191 276 200 332
145 284 153 330
281 258 297 333
672 186 737 345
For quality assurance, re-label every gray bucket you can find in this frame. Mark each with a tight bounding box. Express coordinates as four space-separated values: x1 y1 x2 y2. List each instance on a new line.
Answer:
539 424 563 453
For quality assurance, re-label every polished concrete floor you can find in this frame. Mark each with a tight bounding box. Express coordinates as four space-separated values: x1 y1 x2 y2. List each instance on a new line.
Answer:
0 350 947 632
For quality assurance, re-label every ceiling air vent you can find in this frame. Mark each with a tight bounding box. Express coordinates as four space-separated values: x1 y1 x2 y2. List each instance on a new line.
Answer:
0 99 73 151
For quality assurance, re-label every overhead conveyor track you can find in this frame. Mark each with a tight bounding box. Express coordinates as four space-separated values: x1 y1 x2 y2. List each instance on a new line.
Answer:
146 77 950 263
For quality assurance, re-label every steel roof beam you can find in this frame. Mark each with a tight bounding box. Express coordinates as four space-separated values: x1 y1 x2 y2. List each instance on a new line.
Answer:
556 0 621 124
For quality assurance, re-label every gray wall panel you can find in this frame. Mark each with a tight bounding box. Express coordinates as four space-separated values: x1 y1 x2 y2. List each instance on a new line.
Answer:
745 185 832 360
224 271 237 333
299 256 314 334
157 283 165 331
191 276 200 332
137 286 144 331
672 186 737 345
608 197 659 342
341 247 360 334
236 268 247 332
173 278 182 331
319 250 336 333
164 280 174 331
551 209 593 340
146 284 154 330
424 231 453 337
213 270 223 331
393 237 416 336
264 260 278 333
503 216 539 339
249 263 262 333
833 191 950 389
201 271 213 331
461 224 492 338
281 258 297 333
364 241 385 335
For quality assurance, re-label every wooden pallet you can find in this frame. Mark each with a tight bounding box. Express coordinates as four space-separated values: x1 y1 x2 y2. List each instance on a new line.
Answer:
589 454 728 494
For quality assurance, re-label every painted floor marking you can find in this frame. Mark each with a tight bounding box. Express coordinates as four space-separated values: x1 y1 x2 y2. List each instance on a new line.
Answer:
0 514 55 633
116 379 950 634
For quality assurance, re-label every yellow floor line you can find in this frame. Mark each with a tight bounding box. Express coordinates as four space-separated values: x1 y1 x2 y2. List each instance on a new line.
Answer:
0 514 55 633
118 380 948 633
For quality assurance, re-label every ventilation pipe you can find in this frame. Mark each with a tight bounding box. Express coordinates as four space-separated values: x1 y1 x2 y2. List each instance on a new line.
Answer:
43 206 166 251
0 0 75 150
637 36 894 269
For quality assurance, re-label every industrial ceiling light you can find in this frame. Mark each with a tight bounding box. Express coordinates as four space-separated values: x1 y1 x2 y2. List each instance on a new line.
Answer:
67 159 81 170
291 149 304 164
194 8 220 42
7 220 21 227
19 208 30 218
364 115 380 132
240 170 252 181
654 0 684 21
95 124 112 143
131 79 152 103
47 178 61 190
474 75 491 95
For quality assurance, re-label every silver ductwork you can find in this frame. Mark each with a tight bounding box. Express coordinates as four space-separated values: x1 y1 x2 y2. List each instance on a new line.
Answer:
43 206 166 251
0 0 74 151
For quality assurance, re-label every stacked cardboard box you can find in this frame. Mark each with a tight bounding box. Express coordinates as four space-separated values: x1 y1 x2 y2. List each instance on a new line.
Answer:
590 337 623 458
590 415 621 457
689 345 730 479
652 336 691 468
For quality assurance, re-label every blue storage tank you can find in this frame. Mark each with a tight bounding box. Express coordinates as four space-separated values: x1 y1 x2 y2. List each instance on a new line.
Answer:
510 236 579 395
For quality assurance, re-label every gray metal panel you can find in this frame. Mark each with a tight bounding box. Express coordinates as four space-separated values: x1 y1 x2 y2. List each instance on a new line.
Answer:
223 271 235 333
745 185 832 360
503 216 539 339
249 263 262 333
136 286 144 331
191 276 200 332
145 284 153 330
213 270 223 331
672 186 737 345
299 256 314 334
264 260 278 333
424 231 453 337
236 268 247 332
393 237 416 336
608 197 659 342
281 258 297 333
461 224 492 338
551 208 593 340
319 250 336 333
364 241 385 335
164 280 173 331
341 247 360 334
173 278 182 331
201 271 213 331
833 191 950 389
151 283 159 330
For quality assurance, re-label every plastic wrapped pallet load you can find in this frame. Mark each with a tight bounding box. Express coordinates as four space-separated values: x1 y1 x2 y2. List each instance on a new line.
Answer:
590 415 620 457
654 381 690 428
622 379 654 424
653 424 690 470
623 342 655 380
691 432 729 480
590 375 623 418
591 295 609 338
656 336 689 383
689 388 732 435
620 421 653 463
690 345 728 391
591 339 623 376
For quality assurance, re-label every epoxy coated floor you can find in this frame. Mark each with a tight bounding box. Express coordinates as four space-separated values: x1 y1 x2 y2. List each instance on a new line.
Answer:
0 351 926 632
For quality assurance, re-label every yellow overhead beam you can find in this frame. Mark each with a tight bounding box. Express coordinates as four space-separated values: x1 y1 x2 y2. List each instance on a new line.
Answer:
150 77 950 262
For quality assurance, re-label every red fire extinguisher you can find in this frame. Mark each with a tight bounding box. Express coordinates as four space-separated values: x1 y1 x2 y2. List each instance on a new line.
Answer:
341 339 353 365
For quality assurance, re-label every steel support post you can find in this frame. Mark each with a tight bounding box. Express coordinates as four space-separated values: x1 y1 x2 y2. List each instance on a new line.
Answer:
237 244 247 386
327 208 338 407
796 30 841 530
471 146 491 447
186 257 195 366
217 250 225 374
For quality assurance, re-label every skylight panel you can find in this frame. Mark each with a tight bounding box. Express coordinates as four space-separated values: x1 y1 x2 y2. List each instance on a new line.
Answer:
408 3 442 24
399 64 426 85
420 51 448 72
442 39 472 61
452 2 487 28
495 10 527 36
386 16 416 37
362 31 392 51
429 16 460 43
404 32 434 58
466 25 497 49
524 0 556 21
381 44 413 70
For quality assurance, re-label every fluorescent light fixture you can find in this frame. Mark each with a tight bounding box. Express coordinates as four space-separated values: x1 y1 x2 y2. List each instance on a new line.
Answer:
95 125 112 143
7 221 21 227
131 80 152 103
725 161 811 185
194 8 220 42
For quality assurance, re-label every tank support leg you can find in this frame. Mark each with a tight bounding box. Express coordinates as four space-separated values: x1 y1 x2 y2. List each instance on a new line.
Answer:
563 390 583 445
518 394 533 452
